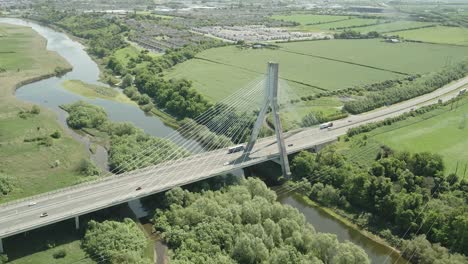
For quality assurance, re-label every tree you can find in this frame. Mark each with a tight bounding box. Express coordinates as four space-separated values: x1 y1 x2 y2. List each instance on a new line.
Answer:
82 219 148 264
121 74 133 88
153 178 370 264
78 159 100 176
64 101 107 129
291 151 317 181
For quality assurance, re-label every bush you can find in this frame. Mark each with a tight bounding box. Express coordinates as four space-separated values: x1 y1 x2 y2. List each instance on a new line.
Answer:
50 130 61 139
0 174 13 196
31 105 41 115
53 249 67 259
82 219 148 263
78 159 100 176
64 101 107 129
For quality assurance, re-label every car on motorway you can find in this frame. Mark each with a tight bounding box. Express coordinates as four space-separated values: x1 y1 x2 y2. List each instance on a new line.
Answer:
136 187 142 191
28 202 37 207
288 144 293 147
39 212 48 218
223 161 230 166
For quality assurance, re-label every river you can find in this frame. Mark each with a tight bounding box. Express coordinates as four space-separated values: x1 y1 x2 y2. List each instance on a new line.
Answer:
278 195 408 264
2 18 407 264
0 18 185 170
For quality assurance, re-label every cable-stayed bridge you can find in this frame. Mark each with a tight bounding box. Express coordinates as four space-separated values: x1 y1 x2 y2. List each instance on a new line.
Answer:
0 63 467 252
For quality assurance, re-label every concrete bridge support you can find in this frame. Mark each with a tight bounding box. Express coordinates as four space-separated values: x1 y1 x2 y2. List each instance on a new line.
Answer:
75 216 80 230
0 237 3 253
244 62 291 178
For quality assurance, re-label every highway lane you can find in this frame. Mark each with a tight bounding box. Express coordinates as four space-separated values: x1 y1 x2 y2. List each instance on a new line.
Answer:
0 76 467 239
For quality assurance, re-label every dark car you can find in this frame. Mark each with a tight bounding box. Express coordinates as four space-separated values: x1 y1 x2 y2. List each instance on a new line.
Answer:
136 187 142 191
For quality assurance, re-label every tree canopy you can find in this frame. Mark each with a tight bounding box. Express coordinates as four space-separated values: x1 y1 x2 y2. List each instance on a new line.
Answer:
153 178 370 264
82 218 151 264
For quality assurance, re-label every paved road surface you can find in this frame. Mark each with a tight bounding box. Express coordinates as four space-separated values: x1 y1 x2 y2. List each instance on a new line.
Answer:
0 77 467 239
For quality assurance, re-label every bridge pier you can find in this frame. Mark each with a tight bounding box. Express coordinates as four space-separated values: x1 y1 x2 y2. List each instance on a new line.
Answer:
75 216 80 230
0 237 3 253
244 62 291 178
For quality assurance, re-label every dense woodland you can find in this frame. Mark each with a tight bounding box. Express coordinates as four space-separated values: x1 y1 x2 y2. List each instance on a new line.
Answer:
63 101 188 172
82 219 151 264
153 178 370 264
290 147 468 263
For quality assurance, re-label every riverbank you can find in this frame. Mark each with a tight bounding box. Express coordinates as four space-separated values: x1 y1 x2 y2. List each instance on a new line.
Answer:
291 192 405 258
0 22 91 203
278 192 410 263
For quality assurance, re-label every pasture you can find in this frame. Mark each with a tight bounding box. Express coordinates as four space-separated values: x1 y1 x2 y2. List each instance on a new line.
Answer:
355 21 435 33
166 39 468 102
370 95 468 174
271 14 349 25
392 26 468 46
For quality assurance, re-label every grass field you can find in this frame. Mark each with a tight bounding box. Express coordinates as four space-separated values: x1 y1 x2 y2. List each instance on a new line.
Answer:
392 26 468 46
289 18 380 32
166 39 468 102
339 95 468 174
271 14 350 25
277 39 468 74
0 23 89 204
62 80 135 104
355 21 435 33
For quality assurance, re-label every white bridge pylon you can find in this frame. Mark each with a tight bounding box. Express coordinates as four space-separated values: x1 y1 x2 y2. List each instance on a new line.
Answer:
244 62 291 178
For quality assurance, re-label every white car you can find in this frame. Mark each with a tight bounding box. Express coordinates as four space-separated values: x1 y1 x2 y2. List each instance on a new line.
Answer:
223 161 230 166
39 212 48 218
28 202 37 207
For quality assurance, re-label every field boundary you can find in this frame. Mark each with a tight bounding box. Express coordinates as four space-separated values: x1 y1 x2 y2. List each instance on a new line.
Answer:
279 47 410 76
193 56 329 92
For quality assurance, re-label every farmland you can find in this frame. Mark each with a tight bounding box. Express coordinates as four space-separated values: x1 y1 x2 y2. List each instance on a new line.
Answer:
354 21 435 33
166 39 468 102
372 95 468 174
340 93 468 174
392 26 468 46
271 14 350 25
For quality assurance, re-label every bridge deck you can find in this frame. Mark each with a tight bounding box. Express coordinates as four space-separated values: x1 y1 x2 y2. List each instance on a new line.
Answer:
0 76 466 239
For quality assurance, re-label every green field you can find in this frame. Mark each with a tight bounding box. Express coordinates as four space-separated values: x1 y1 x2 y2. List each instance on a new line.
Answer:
355 21 435 33
271 14 350 25
392 26 468 46
340 94 468 174
166 39 468 102
278 39 468 74
289 18 381 32
0 24 89 204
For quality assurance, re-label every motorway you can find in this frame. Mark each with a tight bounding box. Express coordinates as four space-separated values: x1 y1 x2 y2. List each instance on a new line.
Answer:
0 76 467 240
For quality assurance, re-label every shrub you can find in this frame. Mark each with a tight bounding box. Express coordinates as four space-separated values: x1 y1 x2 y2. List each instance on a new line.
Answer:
78 159 100 176
53 249 67 259
31 105 41 114
0 173 13 196
50 130 61 139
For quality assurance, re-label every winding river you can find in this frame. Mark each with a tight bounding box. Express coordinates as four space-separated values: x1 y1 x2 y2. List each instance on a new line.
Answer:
0 18 181 169
1 18 408 264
